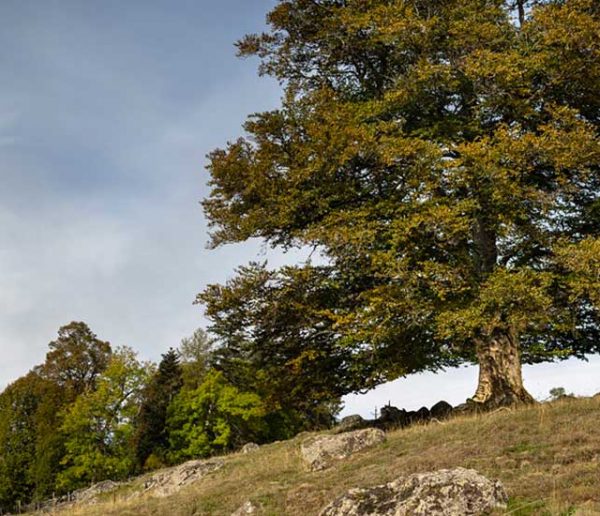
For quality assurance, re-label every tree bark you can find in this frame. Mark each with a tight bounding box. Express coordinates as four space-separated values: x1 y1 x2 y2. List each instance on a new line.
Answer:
516 0 525 28
470 329 535 409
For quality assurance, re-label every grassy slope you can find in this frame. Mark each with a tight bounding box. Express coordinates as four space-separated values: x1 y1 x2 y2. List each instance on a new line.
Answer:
60 396 600 516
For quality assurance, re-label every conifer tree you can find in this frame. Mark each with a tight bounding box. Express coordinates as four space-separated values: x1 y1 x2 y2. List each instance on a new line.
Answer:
133 348 183 469
202 0 600 408
0 373 40 511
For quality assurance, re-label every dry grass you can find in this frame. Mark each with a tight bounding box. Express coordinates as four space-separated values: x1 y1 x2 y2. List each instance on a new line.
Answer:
55 396 600 516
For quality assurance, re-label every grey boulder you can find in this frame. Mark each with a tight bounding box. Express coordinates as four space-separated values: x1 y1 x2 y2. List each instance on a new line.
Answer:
141 458 224 498
300 428 386 471
241 442 260 453
319 467 508 515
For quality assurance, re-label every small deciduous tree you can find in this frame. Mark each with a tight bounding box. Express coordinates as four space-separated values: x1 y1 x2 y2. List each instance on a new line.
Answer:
179 328 214 388
166 370 266 461
0 322 113 510
58 347 152 490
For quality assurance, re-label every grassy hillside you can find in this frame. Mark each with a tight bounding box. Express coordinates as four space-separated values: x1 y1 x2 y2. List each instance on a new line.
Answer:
57 396 600 516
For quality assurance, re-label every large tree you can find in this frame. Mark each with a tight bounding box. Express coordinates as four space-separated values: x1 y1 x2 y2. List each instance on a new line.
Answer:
202 0 600 408
39 322 112 398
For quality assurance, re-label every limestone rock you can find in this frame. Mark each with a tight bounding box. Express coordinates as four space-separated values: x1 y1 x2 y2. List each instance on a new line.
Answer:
141 458 224 498
300 428 386 471
232 500 262 514
319 467 508 516
241 442 260 453
71 480 122 503
332 414 369 434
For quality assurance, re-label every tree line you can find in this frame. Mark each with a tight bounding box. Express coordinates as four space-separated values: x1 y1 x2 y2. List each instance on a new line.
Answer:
0 323 338 511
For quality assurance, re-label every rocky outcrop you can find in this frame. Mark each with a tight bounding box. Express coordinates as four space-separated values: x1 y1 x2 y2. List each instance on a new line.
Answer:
319 467 508 515
141 458 224 498
300 428 386 471
241 442 260 453
28 458 226 510
70 480 123 504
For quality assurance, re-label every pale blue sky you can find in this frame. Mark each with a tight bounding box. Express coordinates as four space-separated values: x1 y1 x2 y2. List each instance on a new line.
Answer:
1 0 598 415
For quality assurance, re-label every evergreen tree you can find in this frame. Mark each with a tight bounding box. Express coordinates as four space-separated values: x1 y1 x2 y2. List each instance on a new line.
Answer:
0 373 40 512
132 348 183 469
202 0 600 408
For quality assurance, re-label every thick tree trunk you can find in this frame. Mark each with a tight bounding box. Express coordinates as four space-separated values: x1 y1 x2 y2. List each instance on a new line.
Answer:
470 330 535 409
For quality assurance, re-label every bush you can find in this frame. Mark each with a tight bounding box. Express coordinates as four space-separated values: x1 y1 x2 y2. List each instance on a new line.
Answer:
166 370 267 462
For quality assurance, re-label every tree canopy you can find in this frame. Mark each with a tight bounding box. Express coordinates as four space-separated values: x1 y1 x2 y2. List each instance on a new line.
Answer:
0 321 314 513
38 321 112 398
58 347 151 490
201 0 600 407
0 322 113 509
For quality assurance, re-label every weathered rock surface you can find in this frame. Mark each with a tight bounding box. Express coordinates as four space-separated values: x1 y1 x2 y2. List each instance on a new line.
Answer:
232 500 262 514
300 428 386 471
332 414 369 434
241 442 260 453
319 467 508 516
141 458 224 498
71 480 123 503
